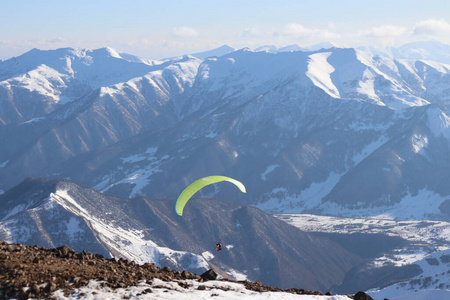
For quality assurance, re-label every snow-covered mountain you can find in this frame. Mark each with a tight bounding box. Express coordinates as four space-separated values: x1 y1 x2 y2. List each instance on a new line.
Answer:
370 248 450 299
393 40 450 65
255 42 339 53
1 43 450 219
190 45 237 59
0 178 363 291
280 213 450 298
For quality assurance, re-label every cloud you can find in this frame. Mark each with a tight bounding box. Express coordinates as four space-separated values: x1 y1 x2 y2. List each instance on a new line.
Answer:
172 26 199 38
282 23 316 36
45 38 66 44
279 23 339 40
363 25 407 37
242 26 266 38
413 19 450 35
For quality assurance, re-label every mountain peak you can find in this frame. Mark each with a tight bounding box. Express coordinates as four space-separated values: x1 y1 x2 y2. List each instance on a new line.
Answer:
190 45 236 59
278 44 306 52
92 47 123 59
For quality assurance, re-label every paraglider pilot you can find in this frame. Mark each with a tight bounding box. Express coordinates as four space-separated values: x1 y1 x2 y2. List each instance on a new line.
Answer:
216 242 222 251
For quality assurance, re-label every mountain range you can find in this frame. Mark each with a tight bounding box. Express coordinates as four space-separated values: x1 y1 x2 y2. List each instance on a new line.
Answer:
1 41 450 298
1 41 450 220
0 177 364 291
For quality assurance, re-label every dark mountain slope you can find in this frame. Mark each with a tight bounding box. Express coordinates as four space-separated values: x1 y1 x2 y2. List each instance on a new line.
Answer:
0 178 362 291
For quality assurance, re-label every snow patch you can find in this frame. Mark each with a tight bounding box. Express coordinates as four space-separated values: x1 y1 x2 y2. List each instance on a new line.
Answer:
226 269 248 281
205 132 218 138
0 160 7 168
411 133 428 154
52 278 353 299
357 68 381 102
261 165 279 181
1 204 27 221
65 217 84 240
352 136 388 166
257 173 342 213
311 187 447 220
12 64 69 103
306 52 340 98
225 244 234 250
202 251 215 261
51 190 89 216
427 107 450 139
390 290 450 300
122 147 158 163
374 189 447 220
23 117 47 124
95 152 169 197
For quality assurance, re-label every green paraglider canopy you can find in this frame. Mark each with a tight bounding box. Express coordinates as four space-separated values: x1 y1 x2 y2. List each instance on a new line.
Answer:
175 175 246 216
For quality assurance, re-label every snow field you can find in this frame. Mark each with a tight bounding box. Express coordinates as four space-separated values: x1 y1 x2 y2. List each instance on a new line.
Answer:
53 279 352 300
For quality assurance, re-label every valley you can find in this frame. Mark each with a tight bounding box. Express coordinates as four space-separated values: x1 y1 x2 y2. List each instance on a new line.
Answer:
278 214 450 296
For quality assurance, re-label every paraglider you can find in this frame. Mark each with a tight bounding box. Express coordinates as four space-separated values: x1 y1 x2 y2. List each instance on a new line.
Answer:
175 175 246 217
175 175 246 251
216 242 222 251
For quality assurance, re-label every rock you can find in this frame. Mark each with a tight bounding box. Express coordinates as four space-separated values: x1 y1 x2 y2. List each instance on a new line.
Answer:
44 282 57 292
81 250 93 258
200 269 217 281
0 239 332 299
56 245 75 257
354 291 374 300
6 244 19 252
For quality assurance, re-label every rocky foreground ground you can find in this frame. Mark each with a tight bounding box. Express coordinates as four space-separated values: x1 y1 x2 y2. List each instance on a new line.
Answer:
0 240 374 299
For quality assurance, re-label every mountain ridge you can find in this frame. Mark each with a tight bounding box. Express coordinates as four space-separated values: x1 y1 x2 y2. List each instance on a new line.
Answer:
1 44 450 219
0 177 364 291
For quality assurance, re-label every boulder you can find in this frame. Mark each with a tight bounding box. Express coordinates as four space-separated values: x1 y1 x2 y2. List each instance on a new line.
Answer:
56 245 76 258
200 269 217 281
354 291 374 300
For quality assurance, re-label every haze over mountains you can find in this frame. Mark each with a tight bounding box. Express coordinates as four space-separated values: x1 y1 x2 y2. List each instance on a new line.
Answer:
1 41 450 220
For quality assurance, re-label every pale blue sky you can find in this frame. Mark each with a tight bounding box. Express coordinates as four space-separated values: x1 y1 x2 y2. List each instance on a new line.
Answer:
1 0 449 60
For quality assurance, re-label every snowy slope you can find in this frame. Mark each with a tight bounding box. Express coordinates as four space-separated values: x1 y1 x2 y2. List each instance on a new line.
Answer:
0 47 168 124
0 180 208 274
